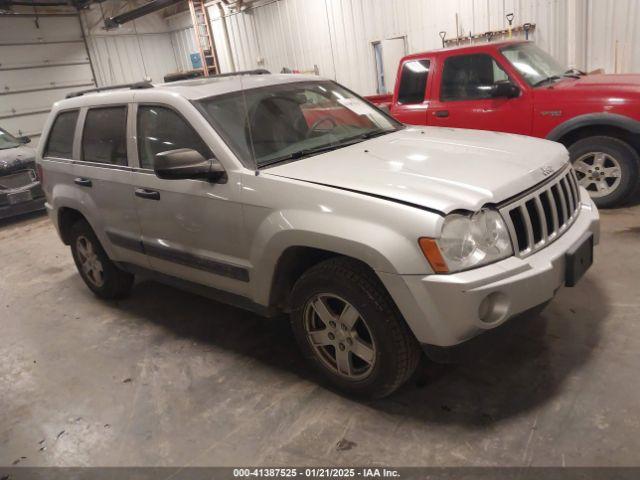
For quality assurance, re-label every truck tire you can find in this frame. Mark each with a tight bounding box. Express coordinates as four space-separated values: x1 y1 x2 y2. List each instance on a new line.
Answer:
289 257 421 398
69 219 134 299
568 136 640 208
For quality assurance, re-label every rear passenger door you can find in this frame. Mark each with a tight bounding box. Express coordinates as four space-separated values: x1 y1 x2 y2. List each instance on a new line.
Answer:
389 58 431 125
75 103 147 267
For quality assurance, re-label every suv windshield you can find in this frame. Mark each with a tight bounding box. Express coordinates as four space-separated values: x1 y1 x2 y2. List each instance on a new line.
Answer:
197 80 402 168
0 128 21 150
501 43 568 87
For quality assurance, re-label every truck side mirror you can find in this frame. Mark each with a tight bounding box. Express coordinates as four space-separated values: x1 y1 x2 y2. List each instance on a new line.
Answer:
492 82 521 99
154 148 226 183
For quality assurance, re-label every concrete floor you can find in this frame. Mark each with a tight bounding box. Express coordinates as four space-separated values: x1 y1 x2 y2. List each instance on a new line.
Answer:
0 205 639 468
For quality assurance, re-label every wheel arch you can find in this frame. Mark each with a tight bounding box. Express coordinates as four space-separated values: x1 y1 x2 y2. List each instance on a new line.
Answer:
547 113 640 153
58 207 89 245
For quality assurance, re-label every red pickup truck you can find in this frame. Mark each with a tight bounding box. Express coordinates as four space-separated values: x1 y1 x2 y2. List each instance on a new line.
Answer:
366 40 640 207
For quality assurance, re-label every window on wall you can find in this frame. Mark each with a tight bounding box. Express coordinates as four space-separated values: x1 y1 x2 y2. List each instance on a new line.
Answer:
397 59 430 104
137 106 212 170
44 110 79 159
440 54 511 101
82 107 128 166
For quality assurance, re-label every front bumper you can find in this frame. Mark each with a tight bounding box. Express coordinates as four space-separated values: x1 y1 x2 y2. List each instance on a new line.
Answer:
0 195 45 220
379 189 600 347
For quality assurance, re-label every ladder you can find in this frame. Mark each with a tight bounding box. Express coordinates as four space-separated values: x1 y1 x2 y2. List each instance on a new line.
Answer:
188 0 219 76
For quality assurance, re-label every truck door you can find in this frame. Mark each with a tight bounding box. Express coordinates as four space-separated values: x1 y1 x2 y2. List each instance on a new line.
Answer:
428 53 531 135
389 58 431 125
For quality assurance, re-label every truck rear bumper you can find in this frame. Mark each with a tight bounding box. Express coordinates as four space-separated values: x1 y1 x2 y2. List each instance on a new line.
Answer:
379 190 600 347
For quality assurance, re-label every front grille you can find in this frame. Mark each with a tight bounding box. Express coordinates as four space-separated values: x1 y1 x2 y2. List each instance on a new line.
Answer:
0 170 37 190
500 166 582 257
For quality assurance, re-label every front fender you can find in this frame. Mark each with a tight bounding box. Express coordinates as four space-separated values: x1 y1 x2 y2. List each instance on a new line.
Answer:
249 208 431 305
546 112 640 142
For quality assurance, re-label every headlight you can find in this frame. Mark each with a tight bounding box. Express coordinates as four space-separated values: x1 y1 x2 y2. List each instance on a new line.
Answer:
419 208 513 273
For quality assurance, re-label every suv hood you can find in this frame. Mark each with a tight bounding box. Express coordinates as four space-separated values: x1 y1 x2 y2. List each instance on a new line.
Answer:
267 127 569 213
0 145 36 175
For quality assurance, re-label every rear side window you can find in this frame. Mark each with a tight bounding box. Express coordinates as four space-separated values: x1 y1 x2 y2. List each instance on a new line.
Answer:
137 106 212 170
44 110 79 159
82 107 128 166
397 59 430 104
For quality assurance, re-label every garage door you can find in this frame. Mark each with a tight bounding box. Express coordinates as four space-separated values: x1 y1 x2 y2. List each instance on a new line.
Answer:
0 12 96 144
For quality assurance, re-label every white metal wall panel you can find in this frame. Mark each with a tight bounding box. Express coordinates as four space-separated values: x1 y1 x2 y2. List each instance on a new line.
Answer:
194 0 640 96
0 14 94 141
80 2 180 86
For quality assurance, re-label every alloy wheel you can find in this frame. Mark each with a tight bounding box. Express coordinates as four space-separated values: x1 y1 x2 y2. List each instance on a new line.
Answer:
76 235 105 287
573 152 622 198
303 294 376 380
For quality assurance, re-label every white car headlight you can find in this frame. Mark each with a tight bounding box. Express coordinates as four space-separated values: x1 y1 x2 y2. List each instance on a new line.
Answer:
420 208 513 273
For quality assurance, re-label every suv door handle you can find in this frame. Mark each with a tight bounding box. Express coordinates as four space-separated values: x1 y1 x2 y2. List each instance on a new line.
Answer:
434 110 449 118
74 177 92 187
134 188 160 200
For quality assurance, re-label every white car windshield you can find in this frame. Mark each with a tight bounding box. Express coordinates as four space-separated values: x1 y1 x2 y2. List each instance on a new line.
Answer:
0 128 21 150
501 43 569 87
197 80 402 168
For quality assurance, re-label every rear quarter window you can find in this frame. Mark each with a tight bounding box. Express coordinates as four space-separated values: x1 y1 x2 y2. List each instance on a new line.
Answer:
397 59 430 104
44 110 79 159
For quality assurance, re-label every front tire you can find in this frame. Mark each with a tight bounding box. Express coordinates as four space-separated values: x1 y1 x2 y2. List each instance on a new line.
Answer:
289 257 421 398
569 136 640 208
69 219 134 299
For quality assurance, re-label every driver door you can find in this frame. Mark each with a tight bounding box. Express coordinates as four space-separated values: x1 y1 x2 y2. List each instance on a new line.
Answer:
131 103 249 296
428 53 532 135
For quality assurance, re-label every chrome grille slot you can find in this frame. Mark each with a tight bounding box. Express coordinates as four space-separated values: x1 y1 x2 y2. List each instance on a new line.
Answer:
500 166 582 257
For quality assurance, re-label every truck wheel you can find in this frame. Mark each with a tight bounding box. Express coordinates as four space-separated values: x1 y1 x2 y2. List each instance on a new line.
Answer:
69 219 134 299
569 136 640 208
289 257 421 398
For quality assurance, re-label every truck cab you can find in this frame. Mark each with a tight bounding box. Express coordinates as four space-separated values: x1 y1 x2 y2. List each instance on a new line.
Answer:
369 41 640 208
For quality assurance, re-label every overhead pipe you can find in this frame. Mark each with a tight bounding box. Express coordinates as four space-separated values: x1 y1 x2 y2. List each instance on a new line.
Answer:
104 0 182 29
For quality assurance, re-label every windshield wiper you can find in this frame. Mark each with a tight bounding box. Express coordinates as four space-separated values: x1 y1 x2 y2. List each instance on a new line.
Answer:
532 75 562 87
564 68 585 78
260 129 394 168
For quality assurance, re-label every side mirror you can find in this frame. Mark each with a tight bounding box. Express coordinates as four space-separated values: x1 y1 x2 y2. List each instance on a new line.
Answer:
18 136 31 144
154 148 226 182
492 82 521 99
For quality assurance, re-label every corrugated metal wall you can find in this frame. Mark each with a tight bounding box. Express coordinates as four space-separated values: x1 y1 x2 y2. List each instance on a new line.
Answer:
169 0 640 96
80 0 180 86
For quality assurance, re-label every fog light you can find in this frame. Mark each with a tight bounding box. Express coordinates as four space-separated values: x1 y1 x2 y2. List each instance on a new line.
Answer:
478 292 510 324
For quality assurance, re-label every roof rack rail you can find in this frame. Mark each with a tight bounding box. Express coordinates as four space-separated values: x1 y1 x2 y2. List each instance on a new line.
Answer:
210 69 270 78
65 80 153 99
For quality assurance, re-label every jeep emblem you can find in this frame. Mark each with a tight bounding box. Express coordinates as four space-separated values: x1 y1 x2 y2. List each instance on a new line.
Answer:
540 165 554 176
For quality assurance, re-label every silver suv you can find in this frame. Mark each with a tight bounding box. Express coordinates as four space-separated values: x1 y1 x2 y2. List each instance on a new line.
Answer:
38 73 600 397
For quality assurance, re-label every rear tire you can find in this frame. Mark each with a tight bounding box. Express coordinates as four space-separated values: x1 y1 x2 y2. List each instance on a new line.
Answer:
289 257 421 398
69 219 134 299
568 136 640 208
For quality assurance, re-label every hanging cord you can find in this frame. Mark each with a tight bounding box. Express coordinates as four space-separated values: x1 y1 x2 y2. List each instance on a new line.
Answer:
129 0 149 80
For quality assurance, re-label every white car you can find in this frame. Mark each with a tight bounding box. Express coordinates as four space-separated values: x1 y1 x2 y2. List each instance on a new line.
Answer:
38 73 599 397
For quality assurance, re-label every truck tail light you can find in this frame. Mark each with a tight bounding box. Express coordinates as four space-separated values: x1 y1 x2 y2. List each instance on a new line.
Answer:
418 237 449 273
36 164 44 185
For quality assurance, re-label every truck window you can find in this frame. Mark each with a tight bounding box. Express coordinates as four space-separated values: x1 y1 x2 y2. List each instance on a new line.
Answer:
82 107 128 166
397 59 430 104
440 54 510 102
137 106 212 170
44 110 79 159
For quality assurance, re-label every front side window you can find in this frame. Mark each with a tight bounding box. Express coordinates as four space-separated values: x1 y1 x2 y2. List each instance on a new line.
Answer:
440 54 511 101
397 59 430 104
197 81 402 168
82 107 127 166
137 106 212 170
501 43 567 87
44 110 79 158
